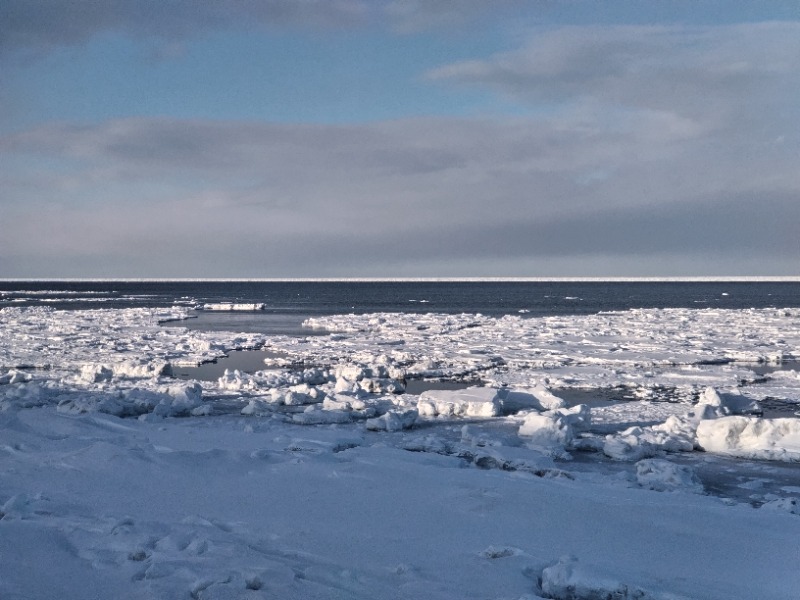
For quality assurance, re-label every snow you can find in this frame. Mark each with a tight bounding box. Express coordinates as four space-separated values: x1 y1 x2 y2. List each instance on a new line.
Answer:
602 415 698 461
696 386 762 416
2 305 800 599
540 555 694 600
417 387 503 418
696 417 800 461
634 458 704 493
201 303 267 311
365 408 418 431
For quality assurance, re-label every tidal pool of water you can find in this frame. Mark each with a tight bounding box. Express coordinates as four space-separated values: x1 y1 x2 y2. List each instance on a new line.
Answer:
173 349 289 381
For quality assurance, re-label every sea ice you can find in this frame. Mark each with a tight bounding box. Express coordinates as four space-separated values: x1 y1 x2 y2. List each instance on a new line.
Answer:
365 408 418 431
499 384 567 412
417 387 503 418
696 386 762 416
635 458 704 493
696 416 800 461
540 555 693 600
201 303 267 311
3 304 800 598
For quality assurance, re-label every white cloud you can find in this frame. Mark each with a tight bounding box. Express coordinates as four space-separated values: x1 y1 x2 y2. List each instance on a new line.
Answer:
427 22 800 123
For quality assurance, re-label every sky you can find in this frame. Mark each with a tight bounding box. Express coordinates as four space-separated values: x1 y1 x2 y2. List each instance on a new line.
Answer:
1 1 799 279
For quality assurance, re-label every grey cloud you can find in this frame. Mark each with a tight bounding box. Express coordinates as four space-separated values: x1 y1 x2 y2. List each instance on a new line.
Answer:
384 0 531 33
0 0 370 56
435 191 799 259
0 0 549 58
9 188 792 278
8 112 795 214
2 111 798 277
270 189 799 264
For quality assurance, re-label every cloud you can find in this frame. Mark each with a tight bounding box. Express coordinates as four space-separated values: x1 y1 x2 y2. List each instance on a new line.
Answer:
0 0 370 56
0 0 542 57
2 20 798 277
383 0 531 33
427 22 800 123
2 107 798 277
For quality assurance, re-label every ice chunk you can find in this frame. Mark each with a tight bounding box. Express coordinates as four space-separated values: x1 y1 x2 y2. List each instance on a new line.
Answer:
760 497 800 515
417 387 502 418
0 370 32 385
322 394 367 412
479 545 519 559
281 384 325 406
365 409 417 431
201 303 266 311
697 387 761 416
80 364 113 383
112 361 172 379
696 416 800 461
540 555 689 600
603 427 660 461
333 362 405 394
218 368 257 391
334 377 359 393
300 368 329 385
334 363 404 382
241 399 271 416
499 384 567 412
603 414 697 461
553 404 591 429
358 377 406 394
518 412 574 447
635 459 703 493
292 405 353 425
517 405 591 458
151 383 204 417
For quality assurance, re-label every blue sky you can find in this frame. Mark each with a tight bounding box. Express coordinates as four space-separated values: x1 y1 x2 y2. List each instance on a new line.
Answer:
1 1 799 278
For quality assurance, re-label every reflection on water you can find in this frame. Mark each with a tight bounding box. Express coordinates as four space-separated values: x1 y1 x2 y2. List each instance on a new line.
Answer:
177 312 329 336
175 347 483 395
174 349 289 381
746 360 800 376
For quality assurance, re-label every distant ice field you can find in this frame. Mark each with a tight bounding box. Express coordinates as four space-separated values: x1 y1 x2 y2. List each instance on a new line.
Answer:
3 279 800 335
2 280 800 316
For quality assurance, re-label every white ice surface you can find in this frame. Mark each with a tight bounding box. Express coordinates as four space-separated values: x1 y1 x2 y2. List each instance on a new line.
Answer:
202 303 267 311
2 306 800 599
417 387 502 418
697 417 800 461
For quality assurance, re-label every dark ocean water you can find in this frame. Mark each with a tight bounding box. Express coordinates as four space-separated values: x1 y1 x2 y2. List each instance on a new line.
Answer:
2 280 800 335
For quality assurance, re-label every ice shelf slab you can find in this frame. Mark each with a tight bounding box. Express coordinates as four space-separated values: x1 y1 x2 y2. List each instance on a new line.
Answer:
201 303 267 311
417 387 502 418
696 416 800 461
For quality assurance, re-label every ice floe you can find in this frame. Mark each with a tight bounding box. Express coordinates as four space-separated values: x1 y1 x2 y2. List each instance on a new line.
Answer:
417 387 502 418
696 417 800 461
634 458 704 493
201 302 267 311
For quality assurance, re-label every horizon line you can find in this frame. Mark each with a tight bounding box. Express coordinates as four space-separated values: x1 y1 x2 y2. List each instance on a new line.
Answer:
2 276 800 283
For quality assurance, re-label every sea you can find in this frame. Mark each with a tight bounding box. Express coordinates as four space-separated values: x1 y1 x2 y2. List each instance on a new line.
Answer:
2 279 800 337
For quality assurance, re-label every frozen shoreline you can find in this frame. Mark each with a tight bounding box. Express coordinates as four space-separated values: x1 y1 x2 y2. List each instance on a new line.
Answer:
2 305 800 599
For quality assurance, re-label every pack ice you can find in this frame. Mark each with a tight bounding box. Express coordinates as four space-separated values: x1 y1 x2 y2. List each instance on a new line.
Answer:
2 305 800 599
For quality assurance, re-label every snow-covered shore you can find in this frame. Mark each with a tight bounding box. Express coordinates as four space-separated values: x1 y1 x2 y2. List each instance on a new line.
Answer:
2 306 800 599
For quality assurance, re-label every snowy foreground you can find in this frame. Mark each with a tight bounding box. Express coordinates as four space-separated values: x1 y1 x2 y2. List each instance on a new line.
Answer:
2 306 800 599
